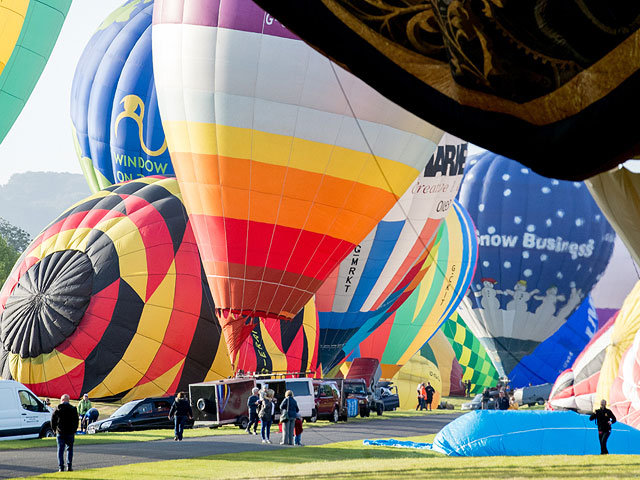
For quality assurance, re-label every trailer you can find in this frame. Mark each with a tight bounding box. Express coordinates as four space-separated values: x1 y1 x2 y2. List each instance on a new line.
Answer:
189 378 256 429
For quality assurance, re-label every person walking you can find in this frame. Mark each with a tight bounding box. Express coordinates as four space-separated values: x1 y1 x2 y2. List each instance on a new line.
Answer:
246 387 260 435
51 394 78 473
258 389 276 444
168 392 193 441
589 399 617 454
280 390 299 445
425 382 436 411
77 394 92 433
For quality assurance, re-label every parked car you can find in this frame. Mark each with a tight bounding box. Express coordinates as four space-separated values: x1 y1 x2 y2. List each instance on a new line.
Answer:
513 383 553 407
342 378 372 417
256 378 315 422
461 392 498 411
345 358 386 415
376 381 400 412
190 378 256 429
312 380 347 422
87 396 187 433
0 380 54 440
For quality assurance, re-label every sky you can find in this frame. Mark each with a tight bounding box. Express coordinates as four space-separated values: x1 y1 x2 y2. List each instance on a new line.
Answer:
0 0 124 184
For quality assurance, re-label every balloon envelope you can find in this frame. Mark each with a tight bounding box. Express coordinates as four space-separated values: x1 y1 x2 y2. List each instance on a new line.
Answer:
0 0 71 144
71 0 172 192
458 152 615 379
316 134 467 371
152 0 444 361
609 328 640 429
0 177 232 400
252 1 640 180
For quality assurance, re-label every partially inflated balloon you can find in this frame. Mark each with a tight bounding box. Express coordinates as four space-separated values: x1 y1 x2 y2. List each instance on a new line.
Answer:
235 301 319 376
0 177 231 400
0 0 71 143
390 350 442 411
152 0 444 361
71 0 172 192
317 134 467 371
609 329 640 429
458 152 615 379
345 200 478 378
253 1 640 180
441 313 499 395
548 313 617 413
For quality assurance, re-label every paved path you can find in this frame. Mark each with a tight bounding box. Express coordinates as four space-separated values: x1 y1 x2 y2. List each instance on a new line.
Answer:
0 413 461 479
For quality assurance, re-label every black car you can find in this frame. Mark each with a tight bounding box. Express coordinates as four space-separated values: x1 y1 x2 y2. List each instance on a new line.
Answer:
87 396 192 433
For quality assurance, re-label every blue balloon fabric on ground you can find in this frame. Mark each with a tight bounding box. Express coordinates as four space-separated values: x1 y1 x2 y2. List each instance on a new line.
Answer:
363 439 433 449
433 410 640 456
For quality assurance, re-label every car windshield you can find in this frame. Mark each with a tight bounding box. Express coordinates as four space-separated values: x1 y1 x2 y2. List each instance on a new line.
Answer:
344 383 366 395
110 400 139 418
472 394 482 402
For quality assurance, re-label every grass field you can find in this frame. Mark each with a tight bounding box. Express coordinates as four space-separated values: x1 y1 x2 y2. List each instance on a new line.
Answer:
15 435 640 480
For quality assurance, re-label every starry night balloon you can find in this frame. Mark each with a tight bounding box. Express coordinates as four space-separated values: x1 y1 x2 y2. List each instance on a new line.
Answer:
457 152 615 379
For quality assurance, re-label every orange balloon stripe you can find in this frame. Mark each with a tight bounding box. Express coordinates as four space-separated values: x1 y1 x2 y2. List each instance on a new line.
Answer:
172 152 400 245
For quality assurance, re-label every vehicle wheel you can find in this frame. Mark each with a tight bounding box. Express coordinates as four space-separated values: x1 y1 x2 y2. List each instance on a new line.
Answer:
40 424 54 438
537 399 545 406
332 408 339 423
308 408 318 423
527 403 534 407
238 416 249 429
340 412 348 422
376 403 384 416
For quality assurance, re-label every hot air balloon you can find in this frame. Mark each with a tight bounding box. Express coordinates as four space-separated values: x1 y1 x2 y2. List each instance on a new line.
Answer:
152 0 445 362
253 1 640 181
507 296 599 388
344 199 478 378
595 281 640 406
316 134 468 371
609 328 640 429
441 312 499 395
71 0 172 193
457 152 615 380
0 0 71 144
0 177 232 400
235 300 319 376
548 313 617 413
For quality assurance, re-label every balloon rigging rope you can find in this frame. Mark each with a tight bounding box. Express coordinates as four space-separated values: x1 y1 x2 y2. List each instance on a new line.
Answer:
328 62 454 286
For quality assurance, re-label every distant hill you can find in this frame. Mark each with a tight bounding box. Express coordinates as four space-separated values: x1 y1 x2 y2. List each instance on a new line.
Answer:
0 172 90 237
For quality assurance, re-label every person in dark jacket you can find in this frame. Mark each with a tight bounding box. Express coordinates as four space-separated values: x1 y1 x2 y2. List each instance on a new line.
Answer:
168 392 193 441
51 394 78 472
589 399 617 454
425 382 436 411
246 387 260 435
258 389 276 444
280 390 299 445
481 388 491 410
497 391 509 410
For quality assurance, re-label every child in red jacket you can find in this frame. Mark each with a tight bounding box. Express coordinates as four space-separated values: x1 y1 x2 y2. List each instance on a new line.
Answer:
294 415 303 446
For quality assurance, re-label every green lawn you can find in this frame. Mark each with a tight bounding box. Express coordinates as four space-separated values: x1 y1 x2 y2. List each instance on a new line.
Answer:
16 435 640 480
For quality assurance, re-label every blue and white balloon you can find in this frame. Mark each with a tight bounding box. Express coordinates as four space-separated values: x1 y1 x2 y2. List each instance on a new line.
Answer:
457 152 615 379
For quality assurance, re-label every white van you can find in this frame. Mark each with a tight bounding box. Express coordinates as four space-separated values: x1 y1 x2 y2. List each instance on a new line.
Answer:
255 378 316 422
0 380 54 440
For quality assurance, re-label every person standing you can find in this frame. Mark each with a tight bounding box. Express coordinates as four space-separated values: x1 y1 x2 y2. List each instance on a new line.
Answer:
258 389 276 444
246 387 260 435
280 390 299 445
589 399 617 454
51 394 79 473
425 382 436 411
77 394 92 433
416 383 424 411
294 414 304 446
465 380 472 398
168 392 193 442
481 388 491 410
497 391 509 410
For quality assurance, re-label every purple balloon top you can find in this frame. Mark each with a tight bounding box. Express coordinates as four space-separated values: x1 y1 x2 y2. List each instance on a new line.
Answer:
153 0 299 40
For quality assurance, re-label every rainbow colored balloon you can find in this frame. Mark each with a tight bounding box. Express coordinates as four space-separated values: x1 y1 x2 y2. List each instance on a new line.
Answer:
152 0 444 361
345 200 478 378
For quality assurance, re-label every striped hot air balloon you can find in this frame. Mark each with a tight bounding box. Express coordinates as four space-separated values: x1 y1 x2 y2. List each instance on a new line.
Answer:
71 0 173 192
235 300 319 376
0 177 232 400
151 0 445 363
316 134 468 371
0 0 71 143
343 199 478 378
